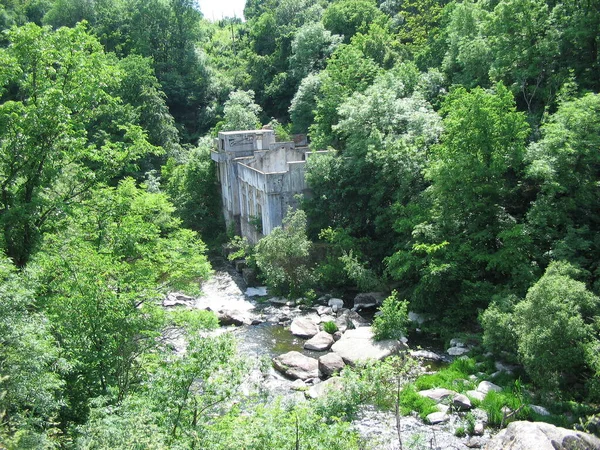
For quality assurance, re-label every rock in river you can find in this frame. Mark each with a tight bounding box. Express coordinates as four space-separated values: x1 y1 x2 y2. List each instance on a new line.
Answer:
304 331 334 351
272 351 319 380
290 317 319 338
331 326 407 366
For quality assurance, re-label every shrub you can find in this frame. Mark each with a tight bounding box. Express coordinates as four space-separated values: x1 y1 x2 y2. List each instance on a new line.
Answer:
480 294 519 356
414 358 477 392
372 291 409 341
513 261 600 393
480 389 529 428
323 321 338 334
398 385 438 420
166 309 219 331
254 209 316 298
465 412 476 435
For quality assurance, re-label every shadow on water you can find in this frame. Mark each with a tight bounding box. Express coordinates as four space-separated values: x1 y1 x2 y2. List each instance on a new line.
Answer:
407 329 450 371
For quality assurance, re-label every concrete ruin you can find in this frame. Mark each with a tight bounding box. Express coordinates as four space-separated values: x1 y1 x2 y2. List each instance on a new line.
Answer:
211 129 318 243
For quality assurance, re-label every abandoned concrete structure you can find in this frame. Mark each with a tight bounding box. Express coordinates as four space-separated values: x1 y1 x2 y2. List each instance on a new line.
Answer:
211 129 314 243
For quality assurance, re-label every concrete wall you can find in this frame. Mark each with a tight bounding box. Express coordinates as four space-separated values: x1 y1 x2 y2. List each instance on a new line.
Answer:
211 129 311 244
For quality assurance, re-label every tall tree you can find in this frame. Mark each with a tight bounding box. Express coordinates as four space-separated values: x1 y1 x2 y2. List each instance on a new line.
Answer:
0 23 156 265
31 179 211 421
526 92 600 292
387 84 532 322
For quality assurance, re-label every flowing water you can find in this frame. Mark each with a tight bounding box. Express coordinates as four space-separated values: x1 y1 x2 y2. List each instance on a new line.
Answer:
168 259 484 449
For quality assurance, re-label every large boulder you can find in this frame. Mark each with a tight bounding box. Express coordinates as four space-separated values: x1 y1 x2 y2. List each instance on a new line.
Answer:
318 353 346 378
304 331 334 351
328 298 344 311
331 326 407 366
290 317 319 338
340 310 369 329
217 309 253 326
352 292 386 311
484 421 600 450
452 393 472 410
272 351 319 380
477 381 502 395
426 412 450 425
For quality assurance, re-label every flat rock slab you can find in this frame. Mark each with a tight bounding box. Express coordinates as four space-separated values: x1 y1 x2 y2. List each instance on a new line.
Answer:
306 376 344 399
418 388 456 403
447 346 470 356
331 326 407 366
269 297 295 306
272 351 319 380
290 317 319 338
485 421 600 450
163 292 195 307
427 412 450 425
316 306 333 316
304 331 334 351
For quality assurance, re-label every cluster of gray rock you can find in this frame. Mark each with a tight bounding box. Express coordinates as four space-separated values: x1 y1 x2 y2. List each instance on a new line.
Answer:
271 296 408 396
418 381 501 427
164 285 600 450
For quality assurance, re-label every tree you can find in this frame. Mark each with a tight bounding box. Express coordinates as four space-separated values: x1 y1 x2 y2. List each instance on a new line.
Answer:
387 84 532 322
305 65 441 264
289 73 321 134
77 332 246 449
380 0 448 66
31 179 211 420
220 89 262 131
0 23 157 266
322 0 384 43
254 209 314 297
289 22 342 81
487 0 562 116
117 54 182 161
0 255 64 447
442 1 492 89
309 44 379 149
162 137 225 245
513 261 600 394
526 92 600 292
372 291 409 341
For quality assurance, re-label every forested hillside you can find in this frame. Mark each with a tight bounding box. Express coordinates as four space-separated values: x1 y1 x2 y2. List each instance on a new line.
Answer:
0 0 599 447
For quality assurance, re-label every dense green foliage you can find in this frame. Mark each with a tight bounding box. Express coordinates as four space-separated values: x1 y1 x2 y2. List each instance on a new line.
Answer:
372 291 409 341
254 208 315 297
1 0 600 444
